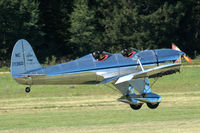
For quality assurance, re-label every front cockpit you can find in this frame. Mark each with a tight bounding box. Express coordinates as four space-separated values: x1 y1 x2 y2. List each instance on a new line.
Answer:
121 48 138 58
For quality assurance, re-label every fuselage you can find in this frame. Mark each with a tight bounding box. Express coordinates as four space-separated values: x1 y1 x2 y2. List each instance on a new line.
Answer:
14 49 184 85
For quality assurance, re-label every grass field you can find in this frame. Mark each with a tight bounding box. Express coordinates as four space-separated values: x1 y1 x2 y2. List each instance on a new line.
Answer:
0 67 200 133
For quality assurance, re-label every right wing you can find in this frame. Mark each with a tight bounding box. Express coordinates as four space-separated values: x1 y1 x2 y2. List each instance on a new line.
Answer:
115 63 181 84
113 63 181 95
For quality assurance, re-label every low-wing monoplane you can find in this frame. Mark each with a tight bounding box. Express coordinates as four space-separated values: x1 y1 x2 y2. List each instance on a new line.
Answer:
10 39 192 110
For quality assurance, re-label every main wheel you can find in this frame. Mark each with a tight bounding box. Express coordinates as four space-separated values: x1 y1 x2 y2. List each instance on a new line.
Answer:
25 87 31 93
146 102 159 109
130 104 143 110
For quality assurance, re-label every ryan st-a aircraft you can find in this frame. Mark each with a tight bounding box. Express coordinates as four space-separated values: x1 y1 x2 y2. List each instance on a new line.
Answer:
10 39 192 110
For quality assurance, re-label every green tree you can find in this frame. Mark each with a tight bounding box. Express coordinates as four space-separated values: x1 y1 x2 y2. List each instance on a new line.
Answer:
0 0 43 66
69 0 96 56
38 0 73 60
0 0 199 68
89 0 200 55
176 0 200 56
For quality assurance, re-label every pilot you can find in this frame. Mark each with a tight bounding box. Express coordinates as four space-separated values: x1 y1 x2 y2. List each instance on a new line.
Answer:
121 48 136 58
92 51 100 60
121 49 129 57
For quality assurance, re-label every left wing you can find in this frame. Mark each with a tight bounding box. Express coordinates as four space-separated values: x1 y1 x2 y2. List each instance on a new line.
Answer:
115 63 181 84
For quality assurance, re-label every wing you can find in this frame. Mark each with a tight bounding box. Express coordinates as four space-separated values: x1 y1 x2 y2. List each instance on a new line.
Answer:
99 63 181 85
115 63 181 84
113 63 181 96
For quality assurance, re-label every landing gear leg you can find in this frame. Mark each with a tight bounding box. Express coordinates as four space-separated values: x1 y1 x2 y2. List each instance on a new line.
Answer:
25 86 31 93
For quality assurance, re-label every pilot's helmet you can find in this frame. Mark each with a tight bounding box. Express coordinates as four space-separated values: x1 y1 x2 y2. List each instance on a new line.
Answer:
121 49 128 56
92 51 100 59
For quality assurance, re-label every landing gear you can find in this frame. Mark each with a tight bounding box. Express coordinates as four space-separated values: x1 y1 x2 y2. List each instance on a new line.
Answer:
146 102 159 109
130 103 143 110
25 87 31 93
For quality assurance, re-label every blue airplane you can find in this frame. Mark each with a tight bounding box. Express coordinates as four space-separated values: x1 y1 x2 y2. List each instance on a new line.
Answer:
10 39 192 110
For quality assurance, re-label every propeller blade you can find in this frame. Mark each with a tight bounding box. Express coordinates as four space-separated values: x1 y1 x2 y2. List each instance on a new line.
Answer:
172 43 181 51
183 55 193 64
172 43 193 64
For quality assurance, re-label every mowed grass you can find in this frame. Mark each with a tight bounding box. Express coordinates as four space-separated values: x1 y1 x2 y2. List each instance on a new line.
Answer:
0 67 200 133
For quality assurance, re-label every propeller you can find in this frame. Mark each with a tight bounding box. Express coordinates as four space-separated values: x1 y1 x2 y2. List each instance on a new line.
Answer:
172 43 192 64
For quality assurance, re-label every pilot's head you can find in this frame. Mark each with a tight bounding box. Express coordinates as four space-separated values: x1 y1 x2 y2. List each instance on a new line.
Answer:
121 49 128 57
92 51 100 59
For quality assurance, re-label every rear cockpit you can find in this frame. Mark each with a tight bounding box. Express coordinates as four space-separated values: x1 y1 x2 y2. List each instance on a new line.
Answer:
92 51 111 61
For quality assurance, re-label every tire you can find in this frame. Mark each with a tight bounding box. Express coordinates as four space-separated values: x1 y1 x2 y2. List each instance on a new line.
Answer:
25 87 31 93
130 104 143 110
146 102 159 109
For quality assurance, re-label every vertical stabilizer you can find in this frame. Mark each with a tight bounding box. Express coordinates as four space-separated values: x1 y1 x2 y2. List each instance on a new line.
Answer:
10 39 42 77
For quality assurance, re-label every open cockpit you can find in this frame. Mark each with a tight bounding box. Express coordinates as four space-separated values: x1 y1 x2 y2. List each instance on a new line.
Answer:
92 51 110 61
92 48 139 61
121 48 138 58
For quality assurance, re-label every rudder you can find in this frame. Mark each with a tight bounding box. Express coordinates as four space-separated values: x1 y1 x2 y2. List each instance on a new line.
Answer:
10 39 42 77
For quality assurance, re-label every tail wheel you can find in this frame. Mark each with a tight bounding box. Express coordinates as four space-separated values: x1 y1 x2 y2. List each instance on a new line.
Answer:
25 87 31 93
130 103 143 110
146 102 159 109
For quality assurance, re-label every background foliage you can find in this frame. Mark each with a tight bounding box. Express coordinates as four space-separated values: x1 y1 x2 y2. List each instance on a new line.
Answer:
0 0 199 67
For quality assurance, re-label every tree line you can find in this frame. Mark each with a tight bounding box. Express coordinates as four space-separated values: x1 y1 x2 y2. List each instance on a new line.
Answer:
0 0 199 67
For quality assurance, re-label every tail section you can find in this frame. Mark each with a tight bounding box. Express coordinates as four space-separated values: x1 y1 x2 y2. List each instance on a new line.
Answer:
10 39 42 77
